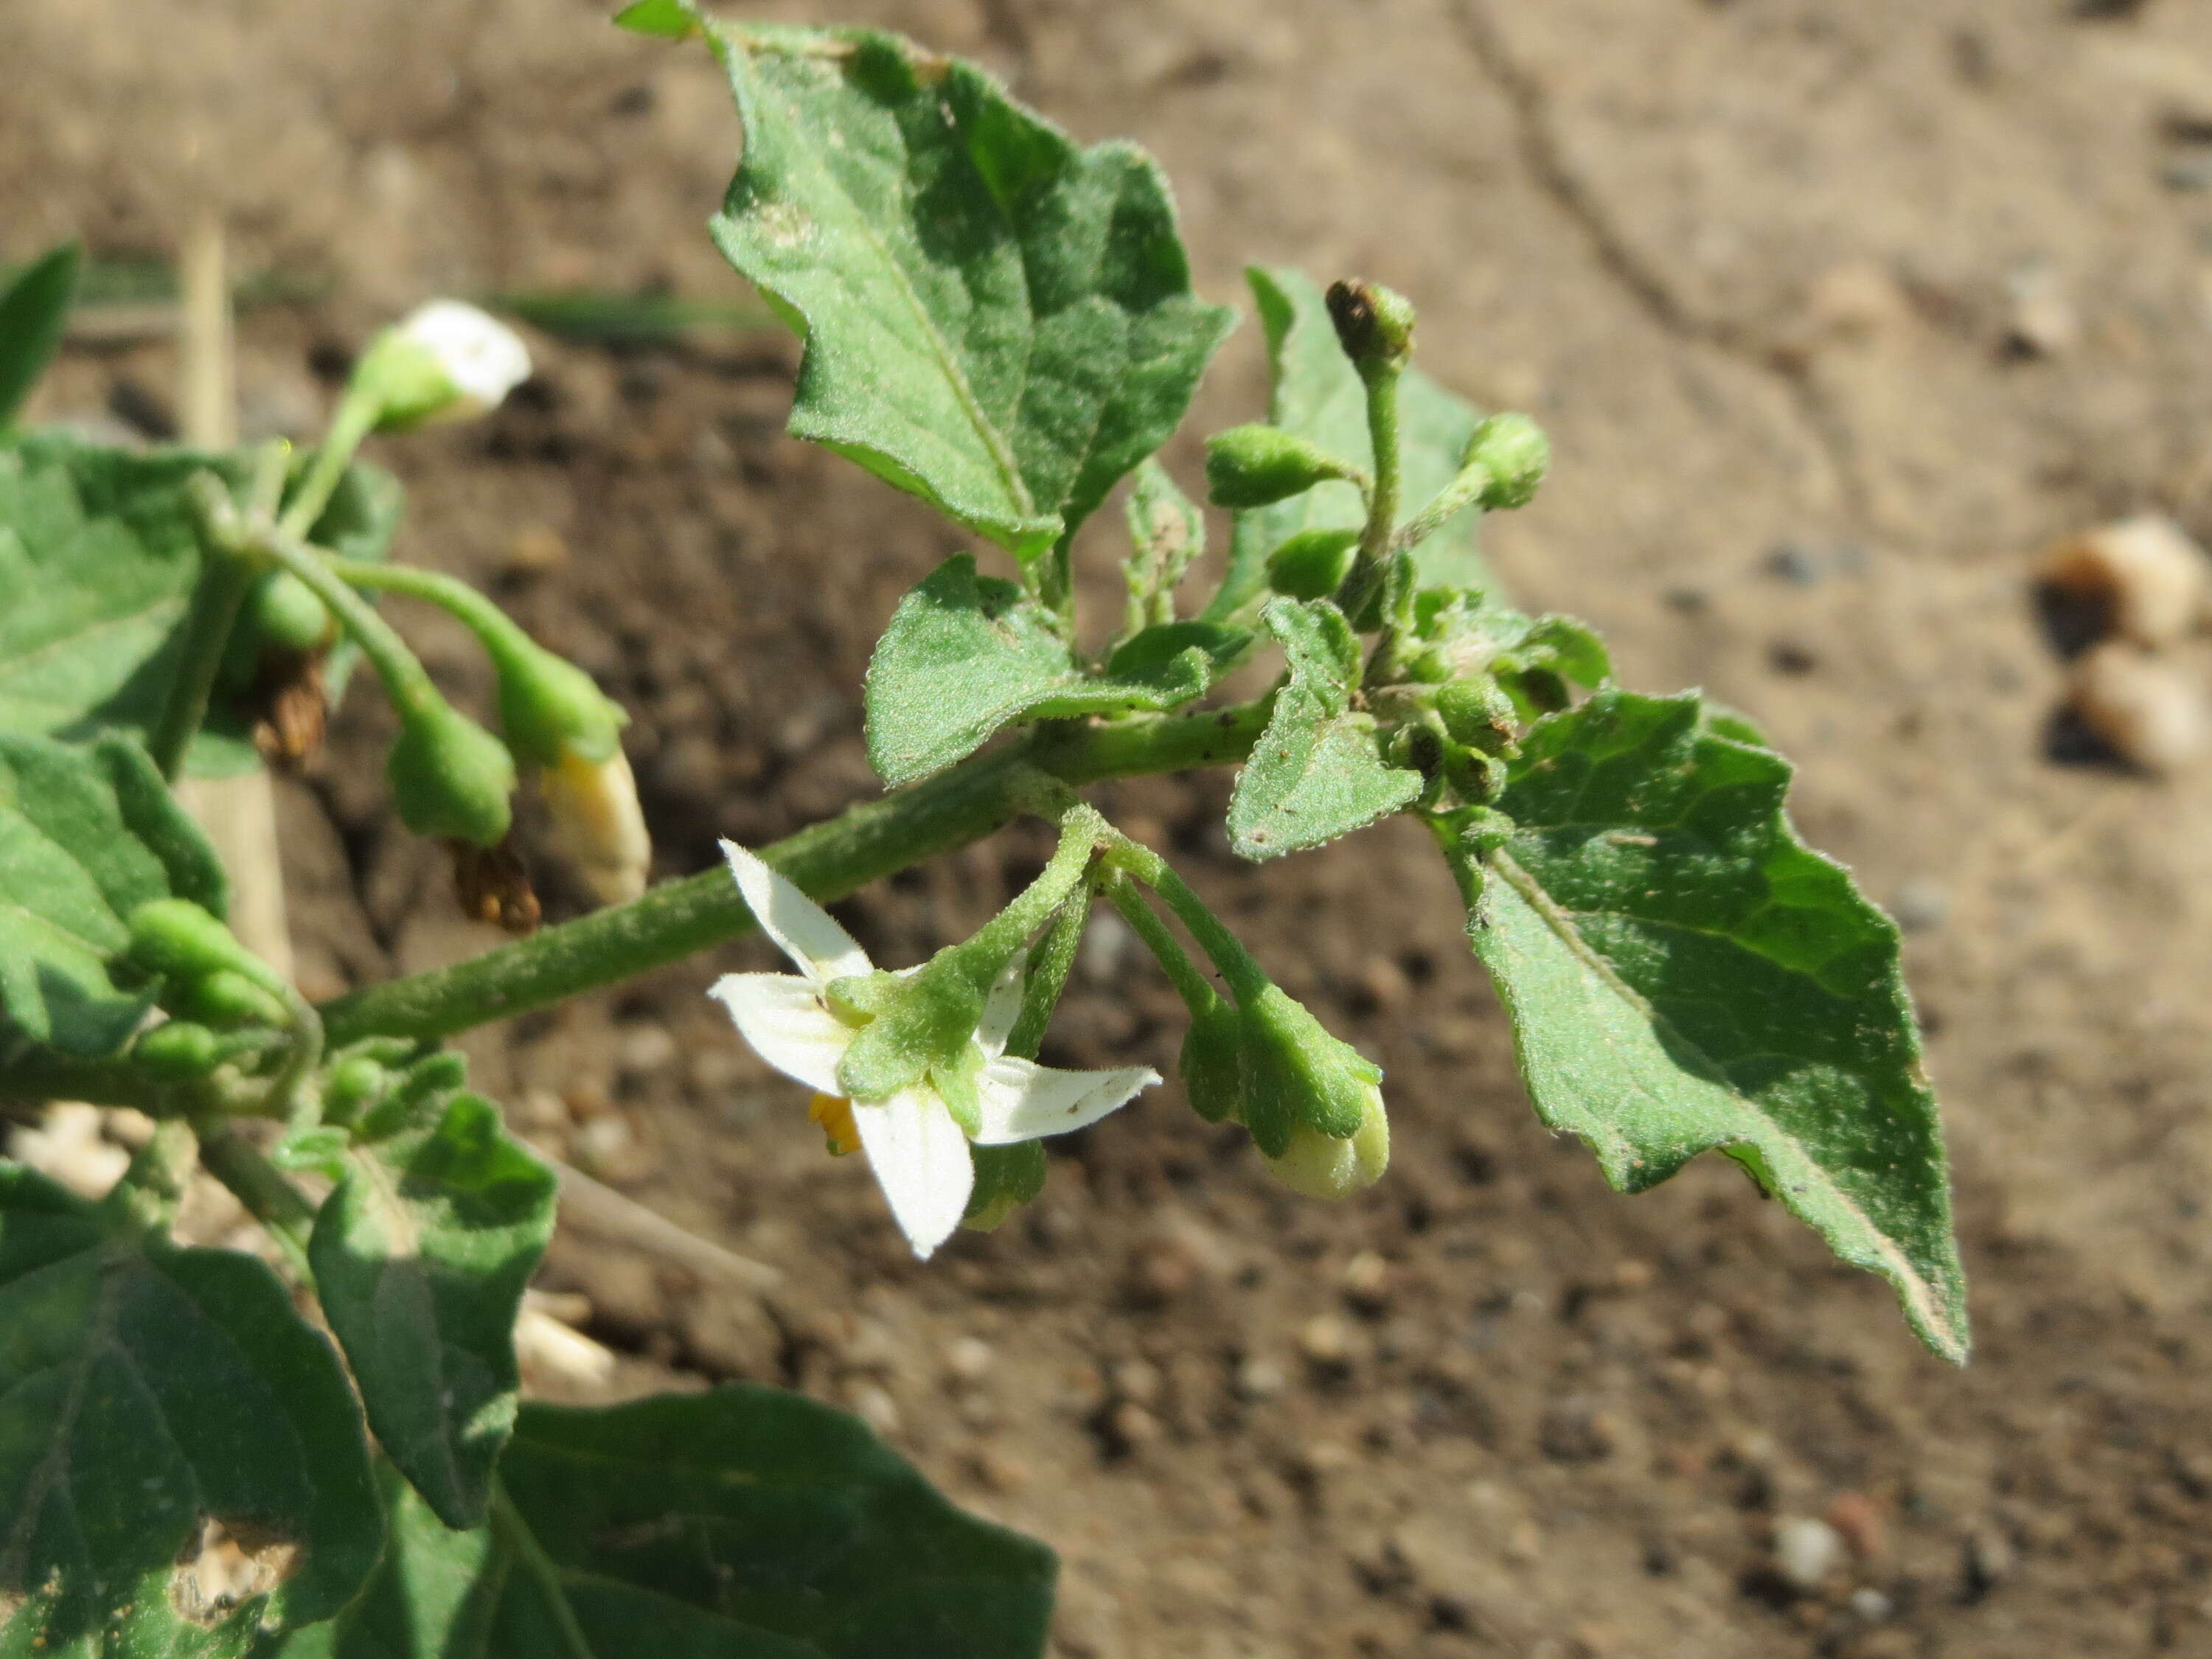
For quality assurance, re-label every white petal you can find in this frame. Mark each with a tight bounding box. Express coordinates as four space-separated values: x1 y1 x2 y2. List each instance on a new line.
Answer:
974 957 1026 1059
396 300 531 414
706 973 850 1092
851 1090 974 1259
971 1058 1160 1145
720 841 872 983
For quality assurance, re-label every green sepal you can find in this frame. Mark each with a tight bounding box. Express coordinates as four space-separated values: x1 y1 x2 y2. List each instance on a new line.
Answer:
1203 422 1359 509
833 963 987 1102
1235 982 1382 1156
1461 411 1549 509
387 699 517 847
963 1141 1048 1231
490 634 625 770
1177 992 1246 1124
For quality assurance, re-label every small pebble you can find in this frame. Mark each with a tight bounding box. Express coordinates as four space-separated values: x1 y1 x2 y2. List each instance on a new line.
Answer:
504 524 571 576
1340 1250 1391 1310
1828 1490 1888 1561
2067 641 2208 773
1300 1314 1360 1369
947 1338 995 1384
2003 264 2081 358
618 1023 678 1075
2040 515 2209 649
1773 1516 1845 1592
1964 1526 2014 1599
1235 1357 1289 1400
1891 877 1950 935
849 1383 902 1437
1850 1587 1894 1623
1764 543 1825 587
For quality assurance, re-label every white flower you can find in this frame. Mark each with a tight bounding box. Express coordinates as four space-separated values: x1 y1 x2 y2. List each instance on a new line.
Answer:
392 300 532 420
708 842 1158 1258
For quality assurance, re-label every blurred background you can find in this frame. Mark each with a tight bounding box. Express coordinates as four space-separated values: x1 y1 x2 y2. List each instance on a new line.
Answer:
7 0 2212 1652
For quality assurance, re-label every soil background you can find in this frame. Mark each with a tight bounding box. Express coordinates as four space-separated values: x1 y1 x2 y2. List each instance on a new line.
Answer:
7 0 2212 1654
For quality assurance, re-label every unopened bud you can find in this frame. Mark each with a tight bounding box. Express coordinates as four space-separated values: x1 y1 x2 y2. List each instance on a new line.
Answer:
1178 994 1247 1124
1265 528 1360 602
1462 412 1549 510
540 742 652 905
1326 279 1416 377
128 898 276 993
1206 425 1361 509
388 699 516 848
172 969 291 1029
133 1020 223 1080
1435 677 1518 756
1265 1085 1390 1200
1237 984 1383 1157
354 301 530 432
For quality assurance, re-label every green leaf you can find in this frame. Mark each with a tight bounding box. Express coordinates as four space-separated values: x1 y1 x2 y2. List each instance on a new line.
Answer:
612 0 699 40
703 24 1235 563
0 434 401 775
268 1388 1057 1658
0 731 228 1057
1206 266 1488 619
311 1072 557 1529
0 1164 383 1656
864 555 1237 785
1444 690 1968 1363
0 244 79 431
1226 598 1421 860
1119 458 1204 627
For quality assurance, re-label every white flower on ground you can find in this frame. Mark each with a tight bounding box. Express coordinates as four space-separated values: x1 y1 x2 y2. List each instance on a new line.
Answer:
708 842 1158 1259
392 300 532 420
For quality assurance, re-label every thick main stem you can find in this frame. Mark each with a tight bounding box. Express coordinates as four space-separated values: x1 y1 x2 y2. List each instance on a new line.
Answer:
319 701 1269 1046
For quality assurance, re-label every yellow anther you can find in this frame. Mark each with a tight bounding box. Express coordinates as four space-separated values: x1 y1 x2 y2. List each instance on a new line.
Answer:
808 1092 862 1157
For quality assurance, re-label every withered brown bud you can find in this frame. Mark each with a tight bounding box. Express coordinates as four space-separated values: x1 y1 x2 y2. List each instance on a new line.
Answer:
449 835 542 933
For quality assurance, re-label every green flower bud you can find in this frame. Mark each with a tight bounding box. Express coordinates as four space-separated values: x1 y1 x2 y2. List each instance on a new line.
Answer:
133 1020 223 1080
387 698 516 847
1435 677 1518 755
1236 984 1383 1158
492 637 625 771
1265 529 1360 602
1205 424 1361 509
171 969 291 1029
1462 412 1550 510
1264 1084 1390 1200
251 570 337 655
321 1054 392 1126
832 962 988 1103
128 898 276 992
1326 279 1416 376
1178 993 1247 1124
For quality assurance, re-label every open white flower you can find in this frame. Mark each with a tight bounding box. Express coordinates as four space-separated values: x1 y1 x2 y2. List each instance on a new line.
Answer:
391 300 532 420
709 842 1158 1258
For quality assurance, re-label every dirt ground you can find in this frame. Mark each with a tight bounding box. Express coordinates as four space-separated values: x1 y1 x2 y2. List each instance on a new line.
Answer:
10 0 2212 1652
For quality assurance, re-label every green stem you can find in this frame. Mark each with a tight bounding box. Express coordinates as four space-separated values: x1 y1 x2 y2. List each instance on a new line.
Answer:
247 523 442 719
198 1129 317 1279
278 387 379 541
149 543 254 781
267 981 326 1130
1110 847 1270 1002
945 802 1104 979
320 701 1271 1046
1337 362 1405 631
1004 894 1089 1060
330 557 521 658
1103 875 1217 1014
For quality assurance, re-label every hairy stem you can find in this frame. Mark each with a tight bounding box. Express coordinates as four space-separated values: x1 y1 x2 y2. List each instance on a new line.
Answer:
1103 875 1217 1014
320 700 1270 1046
147 548 254 781
277 388 379 541
198 1128 317 1279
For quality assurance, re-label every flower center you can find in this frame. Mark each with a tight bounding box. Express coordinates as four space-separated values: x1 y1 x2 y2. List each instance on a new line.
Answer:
808 1092 862 1157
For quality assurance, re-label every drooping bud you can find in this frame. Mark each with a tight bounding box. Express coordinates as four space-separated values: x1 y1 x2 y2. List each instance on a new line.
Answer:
170 969 292 1029
1178 992 1247 1124
1265 528 1361 602
128 899 279 992
1264 1084 1390 1200
490 638 650 905
1205 424 1363 509
1326 279 1416 377
352 301 531 432
540 743 652 905
1235 984 1384 1158
1461 412 1550 510
387 698 516 848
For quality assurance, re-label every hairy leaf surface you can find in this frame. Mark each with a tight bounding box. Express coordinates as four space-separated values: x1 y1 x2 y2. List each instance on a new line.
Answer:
1444 690 1967 1362
1226 598 1421 860
0 1166 382 1657
865 554 1242 785
706 23 1234 562
0 434 400 775
268 1388 1057 1658
0 732 227 1057
1208 266 1489 619
311 1075 556 1530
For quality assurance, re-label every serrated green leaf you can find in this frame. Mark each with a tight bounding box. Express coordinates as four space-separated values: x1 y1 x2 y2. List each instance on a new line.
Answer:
0 435 400 776
0 732 227 1057
0 244 79 431
703 24 1235 563
266 1388 1057 1659
1207 267 1488 620
311 1077 556 1530
865 554 1235 785
1445 690 1968 1363
0 1164 383 1657
1226 598 1421 860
